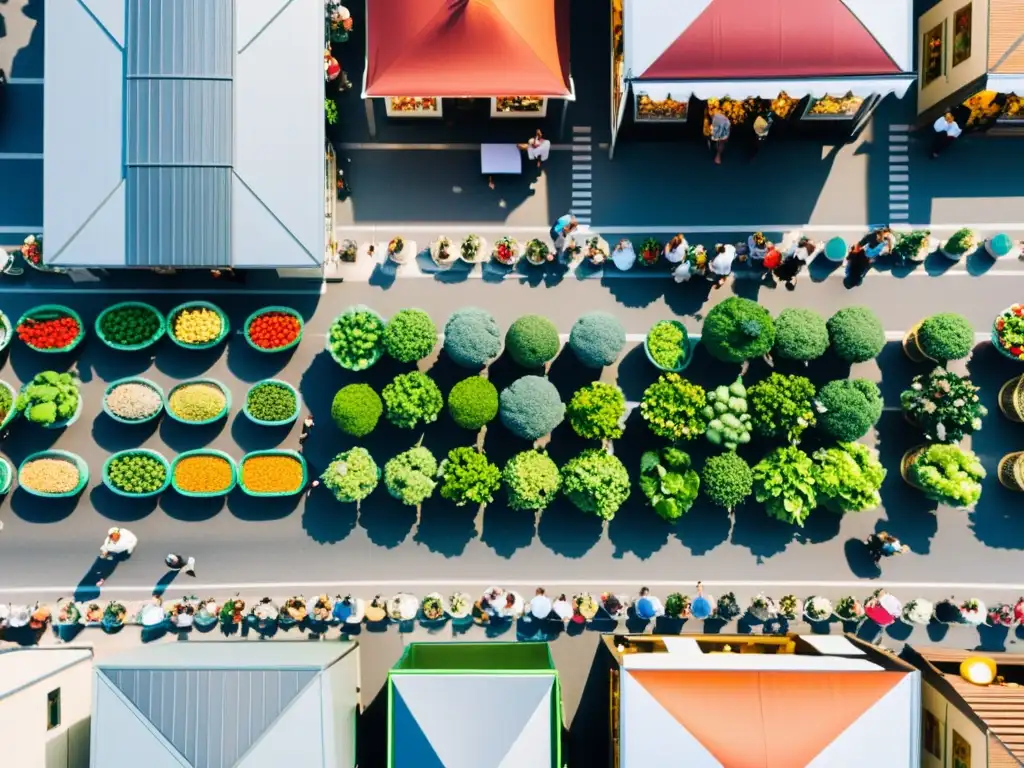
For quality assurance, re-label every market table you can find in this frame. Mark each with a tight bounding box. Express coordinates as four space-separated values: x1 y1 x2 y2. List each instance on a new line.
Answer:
480 143 522 177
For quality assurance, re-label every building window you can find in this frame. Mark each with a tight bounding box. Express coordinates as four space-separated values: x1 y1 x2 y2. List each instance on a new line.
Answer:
922 21 945 88
47 688 61 730
952 729 971 768
952 4 972 68
923 710 941 758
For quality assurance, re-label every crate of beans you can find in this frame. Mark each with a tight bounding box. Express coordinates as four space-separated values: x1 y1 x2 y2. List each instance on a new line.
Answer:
103 377 165 424
16 305 85 353
243 380 301 426
171 450 237 497
19 450 90 497
95 302 166 351
239 450 307 497
167 301 229 349
166 379 231 425
103 449 171 498
244 306 304 352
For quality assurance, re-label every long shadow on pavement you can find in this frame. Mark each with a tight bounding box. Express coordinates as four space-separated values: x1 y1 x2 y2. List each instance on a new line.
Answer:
872 410 938 554
358 489 416 549
230 413 292 453
675 500 732 556
159 493 224 522
414 498 478 557
226 490 301 522
480 501 536 558
729 498 793 561
158 415 226 453
89 484 158 523
91 411 161 452
567 644 613 768
537 497 603 558
224 336 297 382
301 485 357 545
10 486 77 523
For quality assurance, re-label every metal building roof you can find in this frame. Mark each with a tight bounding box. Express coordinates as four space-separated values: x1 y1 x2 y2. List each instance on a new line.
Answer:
43 0 325 268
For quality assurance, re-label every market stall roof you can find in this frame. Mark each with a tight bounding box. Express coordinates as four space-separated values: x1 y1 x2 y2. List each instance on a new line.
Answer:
625 0 913 90
365 0 571 98
987 0 1024 94
42 0 325 268
620 668 917 767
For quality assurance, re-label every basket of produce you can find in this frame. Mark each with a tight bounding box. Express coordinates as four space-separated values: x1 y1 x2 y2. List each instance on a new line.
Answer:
18 371 82 429
165 379 231 425
326 306 385 370
243 306 304 353
0 310 13 353
242 380 301 426
103 449 172 498
0 457 14 495
16 305 85 353
993 305 1024 362
171 449 237 498
18 450 89 498
103 377 165 424
238 450 308 497
644 320 692 371
166 301 229 349
94 302 166 351
0 379 17 431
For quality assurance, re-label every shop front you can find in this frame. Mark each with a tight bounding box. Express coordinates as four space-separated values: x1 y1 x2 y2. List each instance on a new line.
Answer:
363 0 573 133
917 0 1024 134
611 0 915 157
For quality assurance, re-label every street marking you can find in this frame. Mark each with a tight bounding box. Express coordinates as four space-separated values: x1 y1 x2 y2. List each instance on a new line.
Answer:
889 195 909 202
889 203 909 210
0 226 42 234
336 142 580 151
889 174 909 183
573 125 592 133
889 165 909 172
572 155 593 163
0 286 325 295
572 174 593 181
889 134 909 143
0 152 43 160
572 144 591 153
7 77 44 85
573 135 591 143
572 182 593 189
889 124 911 131
889 185 909 192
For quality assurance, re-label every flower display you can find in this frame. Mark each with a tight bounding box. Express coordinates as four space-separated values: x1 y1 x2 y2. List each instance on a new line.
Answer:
421 593 444 621
943 227 976 258
388 236 405 258
524 239 552 265
448 592 472 619
283 596 307 623
493 236 520 265
834 596 864 621
21 235 42 265
804 596 833 621
460 234 484 262
17 310 81 350
430 236 453 264
960 598 986 625
778 594 802 620
573 593 599 622
715 593 741 621
988 603 1014 627
901 599 934 625
246 310 301 350
638 237 661 266
748 594 777 621
892 230 932 262
994 305 1024 360
901 368 987 442
220 598 246 624
585 236 610 264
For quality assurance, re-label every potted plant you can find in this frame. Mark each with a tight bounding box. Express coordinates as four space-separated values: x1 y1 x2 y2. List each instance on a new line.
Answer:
664 592 691 619
645 320 691 371
901 368 987 442
281 596 307 626
772 308 829 363
365 595 387 623
827 306 885 364
701 452 754 512
892 229 934 263
421 592 445 621
998 374 1024 422
388 593 419 622
903 313 975 364
702 297 776 364
639 373 708 441
102 601 127 630
685 244 708 271
715 593 741 621
430 236 455 267
902 444 985 508
812 443 886 514
804 596 833 622
56 600 81 626
960 598 986 625
194 599 219 629
934 598 961 624
988 603 1015 627
524 239 552 265
460 233 486 263
388 236 408 264
834 596 864 622
748 594 777 621
574 593 599 622
309 595 333 624
1015 598 1024 625
639 447 700 522
249 599 279 630
753 446 818 527
901 598 934 625
338 238 358 263
83 603 104 625
493 236 520 266
998 452 1024 492
585 236 610 265
704 377 752 451
993 305 1024 361
748 373 816 444
778 594 802 620
985 233 1018 259
638 237 661 267
448 592 472 620
941 227 976 260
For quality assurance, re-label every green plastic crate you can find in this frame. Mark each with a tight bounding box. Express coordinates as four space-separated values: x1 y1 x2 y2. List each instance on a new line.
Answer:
103 377 166 425
0 311 13 354
19 450 90 498
94 301 167 351
19 379 84 430
165 378 232 425
16 304 86 353
0 457 13 494
0 380 18 431
238 450 308 497
103 449 172 498
166 301 230 350
243 306 305 353
644 320 693 372
993 306 1024 362
242 379 302 426
325 305 386 370
170 449 238 498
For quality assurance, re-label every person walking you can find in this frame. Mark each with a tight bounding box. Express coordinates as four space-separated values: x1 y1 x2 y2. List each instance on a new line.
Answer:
709 111 731 165
550 213 579 260
100 528 137 559
931 110 962 158
774 237 819 289
165 553 197 577
706 243 746 289
299 415 315 446
519 129 551 168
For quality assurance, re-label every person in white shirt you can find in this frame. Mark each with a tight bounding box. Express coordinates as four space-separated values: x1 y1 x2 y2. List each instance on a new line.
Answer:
520 129 551 167
707 243 746 289
931 112 962 158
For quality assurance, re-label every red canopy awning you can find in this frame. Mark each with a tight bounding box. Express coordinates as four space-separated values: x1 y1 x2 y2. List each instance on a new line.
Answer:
365 0 571 98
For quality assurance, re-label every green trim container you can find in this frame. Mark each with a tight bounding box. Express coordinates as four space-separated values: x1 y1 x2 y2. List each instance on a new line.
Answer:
171 449 238 498
238 450 308 497
644 320 693 372
824 237 847 262
18 450 90 498
19 380 85 430
16 304 86 353
165 378 232 425
103 449 172 498
0 380 18 431
94 301 167 351
986 234 1016 259
167 301 230 349
243 379 301 426
0 457 13 494
325 305 386 370
993 306 1024 362
0 311 13 354
103 377 166 425
243 306 305 353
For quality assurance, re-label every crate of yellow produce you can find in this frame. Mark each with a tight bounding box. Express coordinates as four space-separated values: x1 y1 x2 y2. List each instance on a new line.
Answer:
167 301 230 349
166 378 231 425
239 450 308 497
171 449 237 498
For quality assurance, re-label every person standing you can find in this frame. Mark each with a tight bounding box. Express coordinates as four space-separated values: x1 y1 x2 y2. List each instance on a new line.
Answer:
709 111 731 165
165 553 197 577
774 237 819 290
707 243 745 289
550 213 578 260
519 129 551 168
100 528 137 559
299 415 315 447
931 111 962 158
664 234 687 265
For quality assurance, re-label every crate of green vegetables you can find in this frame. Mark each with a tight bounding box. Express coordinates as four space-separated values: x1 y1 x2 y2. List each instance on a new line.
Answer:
103 449 172 498
326 305 386 370
644 320 693 372
243 379 301 426
95 301 166 351
0 380 18 432
166 379 232 425
0 457 13 495
18 371 83 429
0 311 12 354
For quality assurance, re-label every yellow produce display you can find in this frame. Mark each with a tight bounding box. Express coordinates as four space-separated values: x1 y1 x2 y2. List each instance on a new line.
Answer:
636 93 688 120
241 455 304 494
172 307 223 344
770 92 798 119
174 455 233 493
807 93 863 117
1006 95 1024 119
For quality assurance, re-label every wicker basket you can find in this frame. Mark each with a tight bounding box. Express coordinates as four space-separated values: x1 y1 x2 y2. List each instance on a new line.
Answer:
103 449 172 498
999 376 1024 423
242 306 304 353
165 378 232 425
94 302 167 351
19 450 90 498
103 377 165 425
644 321 693 372
900 446 927 490
902 324 928 363
166 301 230 350
170 449 237 498
238 450 308 497
19 379 84 430
242 380 301 426
998 452 1024 492
16 304 86 353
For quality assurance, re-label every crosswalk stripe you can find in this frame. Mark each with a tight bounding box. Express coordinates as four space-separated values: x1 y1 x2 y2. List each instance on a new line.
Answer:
573 126 592 133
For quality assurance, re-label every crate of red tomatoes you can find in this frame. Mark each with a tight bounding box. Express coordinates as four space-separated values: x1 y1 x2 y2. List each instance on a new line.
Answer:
243 306 304 353
16 304 86 353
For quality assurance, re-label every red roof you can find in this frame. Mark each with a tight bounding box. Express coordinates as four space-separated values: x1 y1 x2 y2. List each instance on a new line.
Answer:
642 0 900 80
366 0 571 97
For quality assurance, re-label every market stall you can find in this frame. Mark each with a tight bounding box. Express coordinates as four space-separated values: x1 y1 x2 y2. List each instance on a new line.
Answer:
611 0 915 157
363 0 573 129
917 0 1024 134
